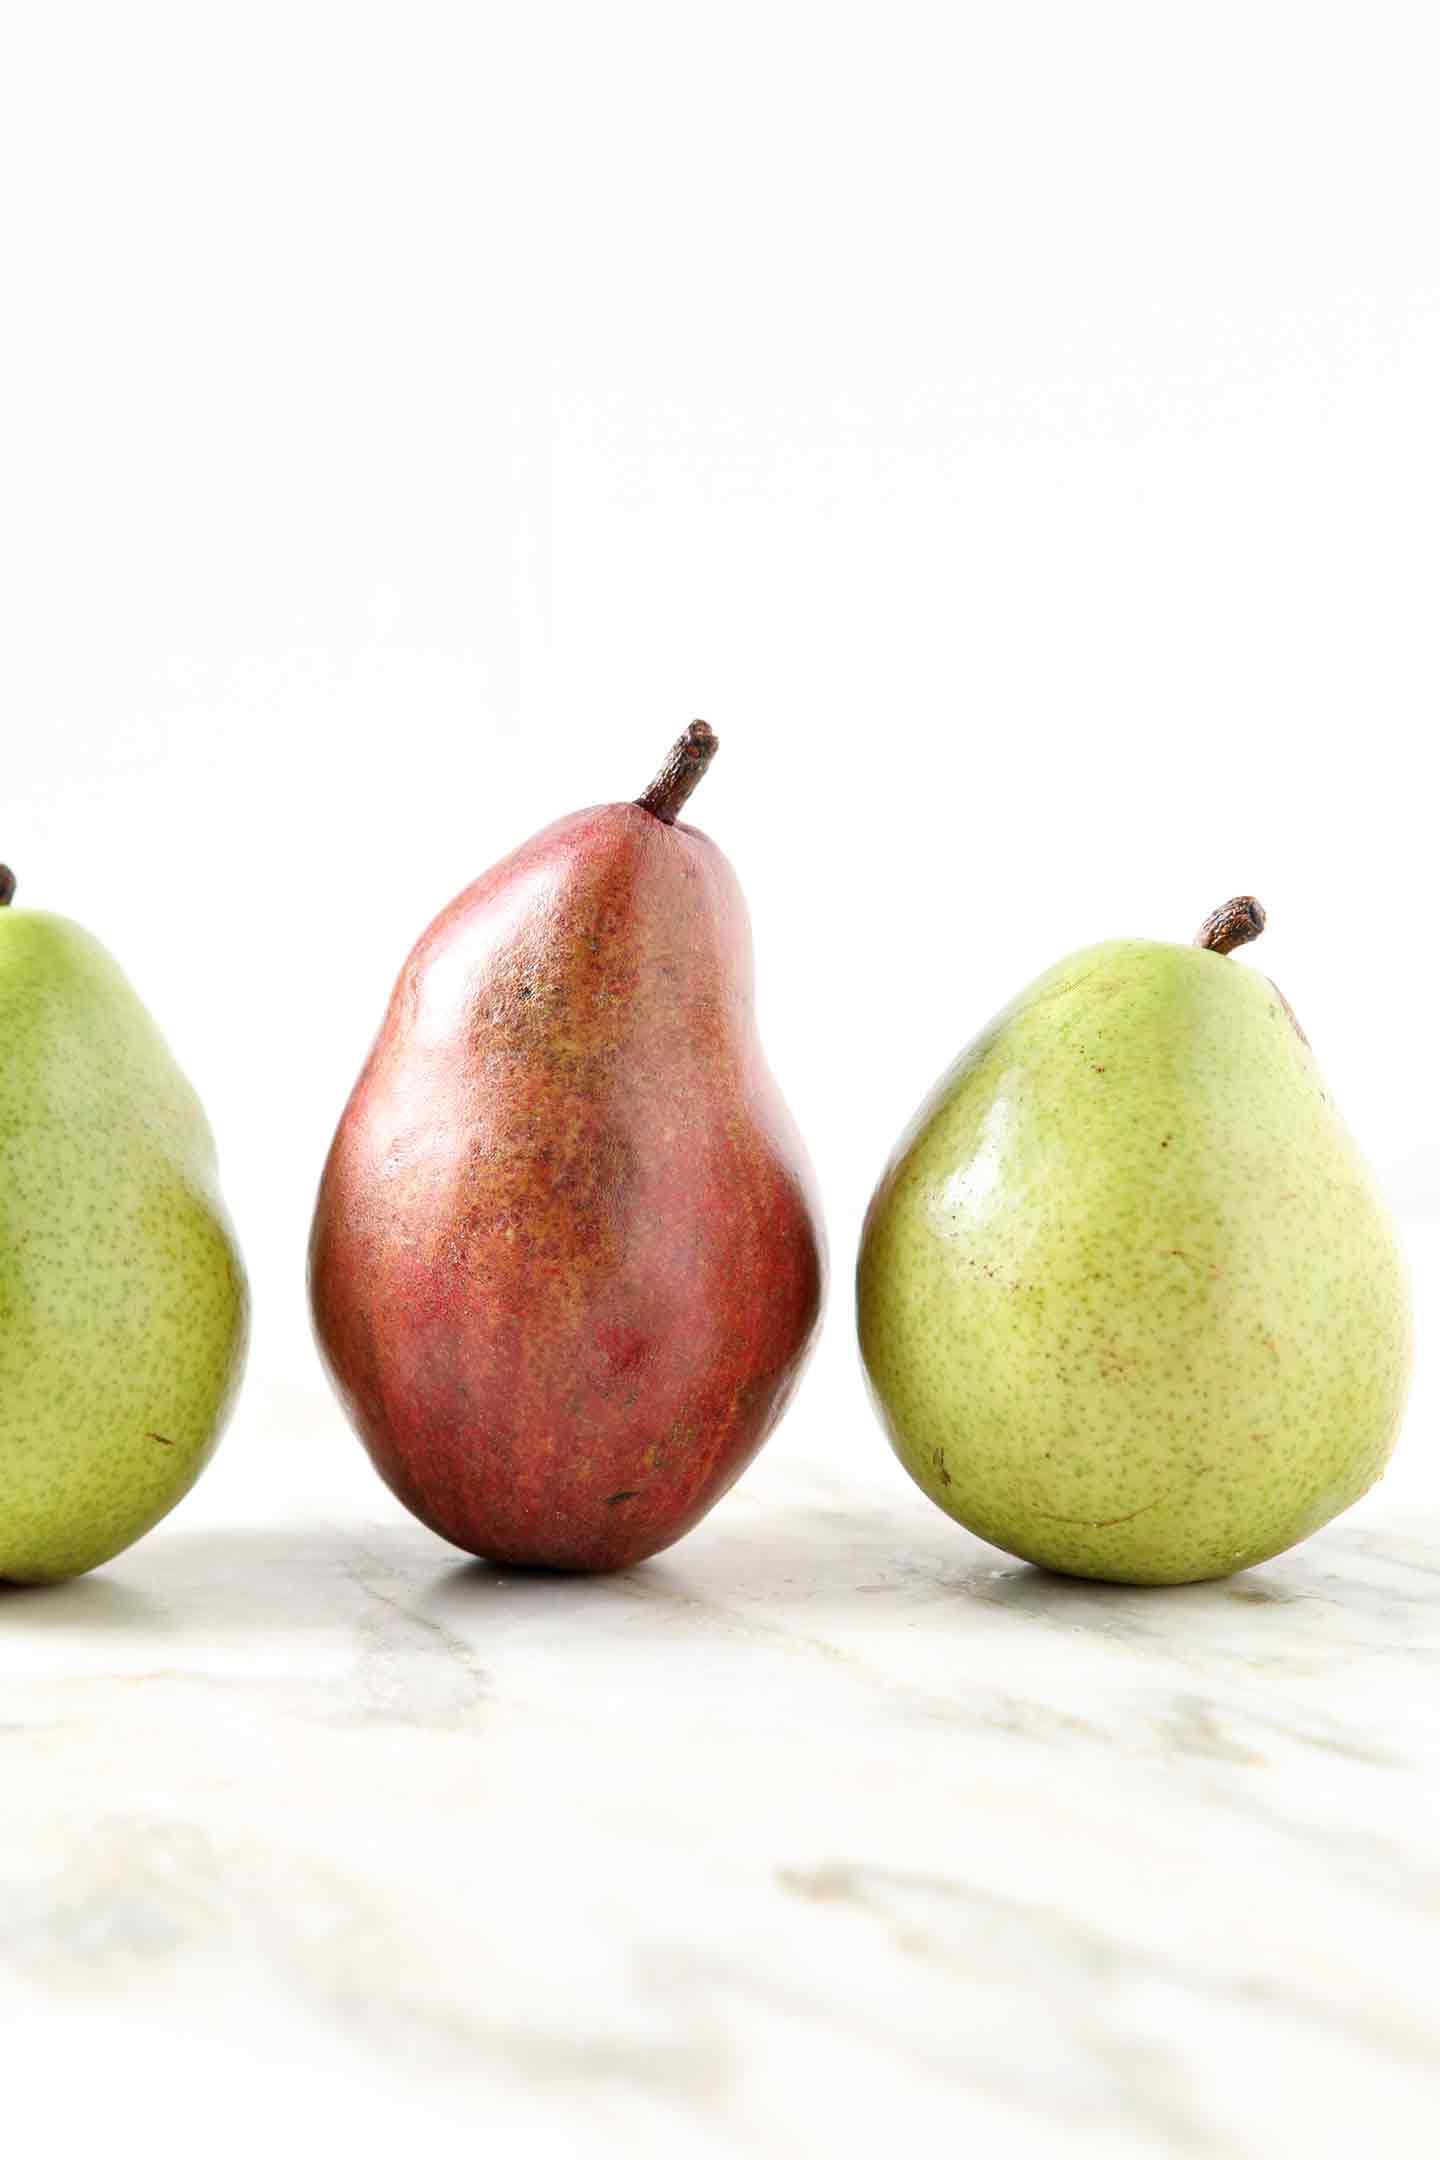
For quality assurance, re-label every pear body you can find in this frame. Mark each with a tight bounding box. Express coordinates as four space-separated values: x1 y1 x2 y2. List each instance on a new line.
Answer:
0 911 249 1582
310 800 823 1570
858 939 1411 1584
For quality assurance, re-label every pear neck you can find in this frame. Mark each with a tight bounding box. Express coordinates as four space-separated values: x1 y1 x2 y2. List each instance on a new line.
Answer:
636 722 718 824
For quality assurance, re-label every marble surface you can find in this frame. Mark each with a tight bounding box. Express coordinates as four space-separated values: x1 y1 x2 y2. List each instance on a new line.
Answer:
3 1303 1439 2157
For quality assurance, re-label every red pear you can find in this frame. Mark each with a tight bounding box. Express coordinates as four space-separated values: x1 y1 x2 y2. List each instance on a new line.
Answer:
309 724 824 1570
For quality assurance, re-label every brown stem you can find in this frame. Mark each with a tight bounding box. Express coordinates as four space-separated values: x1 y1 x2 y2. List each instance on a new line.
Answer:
635 721 718 823
1195 895 1265 954
0 867 15 908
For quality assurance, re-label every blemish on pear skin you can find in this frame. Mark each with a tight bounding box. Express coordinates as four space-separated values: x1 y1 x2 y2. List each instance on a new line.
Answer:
1034 1484 1181 1531
605 1489 639 1505
147 1433 174 1447
1267 980 1311 1047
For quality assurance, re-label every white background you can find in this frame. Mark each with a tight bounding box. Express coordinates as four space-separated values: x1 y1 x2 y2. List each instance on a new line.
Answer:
5 10 1440 2152
6 3 1440 1451
4 4 1438 1440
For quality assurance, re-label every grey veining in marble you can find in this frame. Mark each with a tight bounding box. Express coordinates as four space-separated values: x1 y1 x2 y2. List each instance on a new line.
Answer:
1 1374 1438 2159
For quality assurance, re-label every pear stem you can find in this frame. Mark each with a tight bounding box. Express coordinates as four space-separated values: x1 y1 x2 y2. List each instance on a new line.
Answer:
635 721 718 824
0 867 15 908
1195 895 1266 955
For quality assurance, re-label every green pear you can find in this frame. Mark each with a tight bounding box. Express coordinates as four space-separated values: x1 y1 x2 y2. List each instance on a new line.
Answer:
857 897 1412 1585
0 868 248 1582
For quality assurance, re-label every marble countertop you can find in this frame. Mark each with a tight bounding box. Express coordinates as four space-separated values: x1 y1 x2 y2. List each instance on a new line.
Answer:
4 1249 1440 2158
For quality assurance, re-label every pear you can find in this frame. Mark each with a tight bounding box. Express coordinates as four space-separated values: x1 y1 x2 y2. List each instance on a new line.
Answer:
858 897 1412 1585
310 723 824 1571
0 868 249 1582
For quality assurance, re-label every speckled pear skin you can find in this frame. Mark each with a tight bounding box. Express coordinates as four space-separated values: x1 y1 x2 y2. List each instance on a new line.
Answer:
310 726 824 1572
0 909 249 1583
858 936 1412 1585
